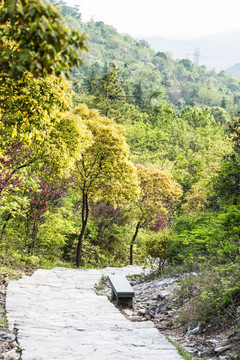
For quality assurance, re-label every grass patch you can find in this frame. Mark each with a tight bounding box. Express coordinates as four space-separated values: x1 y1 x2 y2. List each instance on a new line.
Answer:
0 309 8 329
94 275 109 295
175 263 240 330
167 336 194 360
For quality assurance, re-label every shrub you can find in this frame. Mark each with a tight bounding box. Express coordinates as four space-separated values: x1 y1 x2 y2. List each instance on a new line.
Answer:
176 263 240 328
145 230 184 270
176 206 240 265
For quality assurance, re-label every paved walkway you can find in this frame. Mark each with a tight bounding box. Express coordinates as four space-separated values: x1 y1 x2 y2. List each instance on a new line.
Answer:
6 266 183 360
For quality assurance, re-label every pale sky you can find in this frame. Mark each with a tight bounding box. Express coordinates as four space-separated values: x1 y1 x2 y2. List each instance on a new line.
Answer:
64 0 240 39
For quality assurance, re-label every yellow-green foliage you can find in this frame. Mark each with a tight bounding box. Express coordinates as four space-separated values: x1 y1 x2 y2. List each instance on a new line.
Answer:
0 0 88 78
0 72 71 144
145 231 183 269
37 111 93 176
72 104 139 204
135 164 182 222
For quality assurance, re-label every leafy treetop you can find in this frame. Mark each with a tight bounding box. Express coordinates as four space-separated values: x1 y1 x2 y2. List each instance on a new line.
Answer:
0 0 88 78
72 104 139 204
135 164 182 224
0 71 71 144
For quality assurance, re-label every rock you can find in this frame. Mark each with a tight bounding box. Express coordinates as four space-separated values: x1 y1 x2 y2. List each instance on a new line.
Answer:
123 309 133 317
187 323 201 335
184 347 197 354
206 339 219 346
0 333 16 342
198 348 214 357
128 315 143 322
10 341 18 349
156 321 170 330
2 349 20 360
137 309 145 316
144 313 153 320
157 290 170 300
214 344 232 353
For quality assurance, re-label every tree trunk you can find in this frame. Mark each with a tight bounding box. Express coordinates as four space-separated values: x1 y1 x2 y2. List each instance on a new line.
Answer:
76 193 89 268
0 212 12 240
28 221 38 255
130 221 141 265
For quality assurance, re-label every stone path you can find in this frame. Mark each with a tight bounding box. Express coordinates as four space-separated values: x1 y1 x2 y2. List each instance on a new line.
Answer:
6 266 183 360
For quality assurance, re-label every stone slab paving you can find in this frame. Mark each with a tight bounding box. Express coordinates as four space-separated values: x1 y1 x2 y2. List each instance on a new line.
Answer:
6 266 183 360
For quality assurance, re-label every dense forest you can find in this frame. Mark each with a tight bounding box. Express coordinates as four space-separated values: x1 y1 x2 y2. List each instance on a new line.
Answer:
0 0 239 347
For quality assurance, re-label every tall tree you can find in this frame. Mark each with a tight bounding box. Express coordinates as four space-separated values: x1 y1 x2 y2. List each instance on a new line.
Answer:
133 81 145 110
130 164 182 265
72 105 139 267
92 64 128 123
82 65 100 94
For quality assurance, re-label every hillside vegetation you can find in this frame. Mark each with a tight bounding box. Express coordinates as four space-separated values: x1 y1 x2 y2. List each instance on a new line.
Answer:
227 63 240 80
0 1 239 356
67 15 240 114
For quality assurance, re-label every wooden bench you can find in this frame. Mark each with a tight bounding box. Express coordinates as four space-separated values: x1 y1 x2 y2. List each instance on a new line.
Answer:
108 275 134 308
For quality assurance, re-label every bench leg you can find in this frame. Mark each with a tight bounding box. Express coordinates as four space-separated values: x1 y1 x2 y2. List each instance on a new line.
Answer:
127 297 133 308
111 289 116 301
117 297 133 308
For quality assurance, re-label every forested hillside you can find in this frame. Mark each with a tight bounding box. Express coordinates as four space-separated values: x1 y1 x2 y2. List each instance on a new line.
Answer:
68 15 240 113
227 63 240 80
0 0 239 352
46 1 240 115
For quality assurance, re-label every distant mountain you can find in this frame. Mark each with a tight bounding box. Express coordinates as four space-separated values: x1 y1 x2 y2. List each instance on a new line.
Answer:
226 63 240 80
138 31 240 72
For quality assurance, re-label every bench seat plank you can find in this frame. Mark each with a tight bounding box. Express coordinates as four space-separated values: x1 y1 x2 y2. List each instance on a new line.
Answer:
108 275 134 298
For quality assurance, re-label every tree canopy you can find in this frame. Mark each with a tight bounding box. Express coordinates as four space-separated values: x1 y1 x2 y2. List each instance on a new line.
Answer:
0 0 88 78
